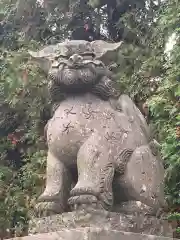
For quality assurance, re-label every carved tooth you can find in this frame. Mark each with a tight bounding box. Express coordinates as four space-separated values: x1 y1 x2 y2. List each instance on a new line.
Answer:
140 184 147 194
136 201 142 207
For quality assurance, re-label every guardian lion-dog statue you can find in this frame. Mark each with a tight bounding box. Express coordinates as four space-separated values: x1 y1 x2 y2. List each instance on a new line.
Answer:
29 40 166 217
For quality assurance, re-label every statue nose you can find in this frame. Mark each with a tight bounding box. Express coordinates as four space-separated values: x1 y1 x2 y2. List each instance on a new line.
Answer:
69 54 83 64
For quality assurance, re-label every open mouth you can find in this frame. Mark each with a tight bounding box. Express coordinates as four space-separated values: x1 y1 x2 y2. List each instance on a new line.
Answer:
66 63 83 69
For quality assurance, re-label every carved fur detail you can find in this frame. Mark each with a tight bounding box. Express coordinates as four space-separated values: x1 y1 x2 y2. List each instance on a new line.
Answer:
99 162 115 209
48 64 119 102
116 149 134 174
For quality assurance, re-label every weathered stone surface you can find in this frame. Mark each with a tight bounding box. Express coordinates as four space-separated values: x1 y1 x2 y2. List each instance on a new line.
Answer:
10 228 175 240
30 92 166 217
29 210 173 238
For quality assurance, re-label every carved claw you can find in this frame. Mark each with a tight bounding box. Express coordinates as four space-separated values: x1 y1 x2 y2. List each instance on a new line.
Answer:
98 191 113 210
68 195 98 205
70 187 99 197
38 193 63 203
68 195 105 211
35 192 66 217
35 202 65 217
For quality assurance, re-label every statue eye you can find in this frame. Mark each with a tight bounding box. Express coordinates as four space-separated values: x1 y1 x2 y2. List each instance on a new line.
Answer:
55 55 68 60
54 56 59 60
80 53 95 60
83 53 95 57
99 62 104 67
77 55 83 60
69 56 74 62
69 55 83 62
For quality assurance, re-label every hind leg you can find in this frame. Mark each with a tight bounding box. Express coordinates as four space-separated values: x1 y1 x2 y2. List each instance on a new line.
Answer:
116 145 165 215
68 133 115 210
35 151 72 216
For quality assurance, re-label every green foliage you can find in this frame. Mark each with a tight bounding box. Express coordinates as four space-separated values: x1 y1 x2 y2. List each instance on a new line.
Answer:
0 43 49 237
116 0 180 234
147 1 180 206
168 212 180 237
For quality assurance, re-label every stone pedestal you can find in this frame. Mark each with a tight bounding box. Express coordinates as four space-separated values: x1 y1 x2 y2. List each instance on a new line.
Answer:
29 210 173 238
10 228 175 240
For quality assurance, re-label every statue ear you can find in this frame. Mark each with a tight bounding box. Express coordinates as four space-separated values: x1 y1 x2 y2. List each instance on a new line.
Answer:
28 50 39 58
91 40 123 65
28 43 66 73
28 50 52 74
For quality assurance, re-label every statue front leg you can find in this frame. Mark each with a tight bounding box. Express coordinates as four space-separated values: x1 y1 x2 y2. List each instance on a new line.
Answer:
36 151 71 216
68 133 115 211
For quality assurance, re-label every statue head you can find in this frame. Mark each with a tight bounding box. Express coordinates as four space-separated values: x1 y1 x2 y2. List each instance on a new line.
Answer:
29 40 123 99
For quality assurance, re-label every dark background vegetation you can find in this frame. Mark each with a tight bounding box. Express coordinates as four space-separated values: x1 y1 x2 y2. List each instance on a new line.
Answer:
0 0 179 238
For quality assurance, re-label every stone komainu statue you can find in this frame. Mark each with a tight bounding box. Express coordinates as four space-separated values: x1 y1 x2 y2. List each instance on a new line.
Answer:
29 40 166 216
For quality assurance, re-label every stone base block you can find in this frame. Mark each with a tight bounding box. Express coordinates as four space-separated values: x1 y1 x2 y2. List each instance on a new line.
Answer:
11 228 175 240
29 210 173 238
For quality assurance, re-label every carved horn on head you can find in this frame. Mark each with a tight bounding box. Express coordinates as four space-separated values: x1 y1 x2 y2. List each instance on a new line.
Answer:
91 40 123 65
28 49 52 74
28 43 66 73
28 50 39 58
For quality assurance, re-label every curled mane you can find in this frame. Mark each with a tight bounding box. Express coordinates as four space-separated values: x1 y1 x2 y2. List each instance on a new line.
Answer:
47 64 120 103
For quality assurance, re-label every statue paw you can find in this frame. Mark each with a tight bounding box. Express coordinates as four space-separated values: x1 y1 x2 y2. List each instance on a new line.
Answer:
70 187 113 211
68 195 104 211
70 187 98 197
35 202 65 217
68 194 98 205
